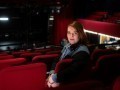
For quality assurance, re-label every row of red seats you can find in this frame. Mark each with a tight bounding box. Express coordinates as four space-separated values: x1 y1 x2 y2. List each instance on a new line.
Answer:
0 48 60 71
0 63 47 90
0 47 120 90
90 48 119 66
0 48 61 90
0 60 119 90
0 61 106 90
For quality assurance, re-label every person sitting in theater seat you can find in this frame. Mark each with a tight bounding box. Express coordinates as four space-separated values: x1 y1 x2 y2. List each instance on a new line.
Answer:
47 21 90 88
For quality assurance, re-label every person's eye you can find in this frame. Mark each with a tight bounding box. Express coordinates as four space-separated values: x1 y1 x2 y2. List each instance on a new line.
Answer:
67 31 71 34
74 32 78 35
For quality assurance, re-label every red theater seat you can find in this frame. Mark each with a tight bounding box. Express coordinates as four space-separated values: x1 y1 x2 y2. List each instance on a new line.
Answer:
90 49 116 66
32 54 59 71
0 53 8 56
0 63 47 90
54 59 72 73
0 58 26 70
92 54 120 84
20 52 42 62
113 76 120 90
34 48 52 54
0 55 14 60
54 59 92 83
12 51 25 57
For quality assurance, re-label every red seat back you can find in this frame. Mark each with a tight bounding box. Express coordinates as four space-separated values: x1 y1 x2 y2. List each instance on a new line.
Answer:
54 59 72 73
0 58 26 70
90 49 116 66
93 54 120 83
113 76 120 90
32 54 59 71
0 55 14 60
0 63 47 90
20 52 42 62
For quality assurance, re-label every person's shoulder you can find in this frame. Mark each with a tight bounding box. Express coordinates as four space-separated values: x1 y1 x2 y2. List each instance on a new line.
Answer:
78 45 90 54
61 43 70 53
63 43 71 49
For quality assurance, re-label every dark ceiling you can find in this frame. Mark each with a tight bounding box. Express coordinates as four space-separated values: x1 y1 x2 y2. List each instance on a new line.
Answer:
0 0 119 15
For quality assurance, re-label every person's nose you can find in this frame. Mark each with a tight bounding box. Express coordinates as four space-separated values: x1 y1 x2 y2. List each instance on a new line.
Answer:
71 33 74 37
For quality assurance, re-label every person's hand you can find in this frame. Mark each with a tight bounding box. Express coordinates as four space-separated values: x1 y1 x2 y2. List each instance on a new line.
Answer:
51 82 60 88
47 74 60 88
46 75 52 88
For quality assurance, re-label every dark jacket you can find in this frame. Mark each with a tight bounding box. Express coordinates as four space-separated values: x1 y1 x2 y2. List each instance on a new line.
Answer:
51 43 90 83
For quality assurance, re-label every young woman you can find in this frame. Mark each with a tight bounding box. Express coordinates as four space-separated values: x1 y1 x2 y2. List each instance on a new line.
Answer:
47 21 90 88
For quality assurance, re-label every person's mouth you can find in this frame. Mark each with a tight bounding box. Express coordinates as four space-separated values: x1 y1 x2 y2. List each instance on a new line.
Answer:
70 39 74 41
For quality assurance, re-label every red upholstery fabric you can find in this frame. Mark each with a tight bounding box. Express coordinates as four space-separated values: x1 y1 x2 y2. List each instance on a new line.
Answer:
113 76 120 90
0 55 14 60
0 63 47 90
90 49 116 66
0 58 26 70
20 52 42 62
93 54 120 83
32 54 59 71
12 51 25 57
54 59 72 73
32 54 59 62
0 53 8 56
34 48 52 54
20 52 42 57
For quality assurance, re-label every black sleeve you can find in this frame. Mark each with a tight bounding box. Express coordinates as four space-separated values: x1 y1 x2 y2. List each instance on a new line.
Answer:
50 46 66 70
50 56 60 70
56 51 90 83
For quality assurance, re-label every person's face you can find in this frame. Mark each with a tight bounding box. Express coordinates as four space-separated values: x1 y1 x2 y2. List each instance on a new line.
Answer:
67 26 79 45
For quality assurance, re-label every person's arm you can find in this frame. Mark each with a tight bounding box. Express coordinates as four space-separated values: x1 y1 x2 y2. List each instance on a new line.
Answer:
56 51 90 82
50 45 67 73
49 57 60 74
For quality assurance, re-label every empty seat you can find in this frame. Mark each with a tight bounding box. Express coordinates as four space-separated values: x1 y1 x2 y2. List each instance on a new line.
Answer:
12 51 25 57
0 53 8 56
0 63 47 90
0 55 14 60
20 52 42 62
113 76 120 90
90 49 116 66
0 58 26 70
92 54 120 84
32 54 59 71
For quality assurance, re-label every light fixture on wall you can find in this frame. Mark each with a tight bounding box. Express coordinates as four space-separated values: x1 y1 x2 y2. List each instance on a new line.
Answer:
0 17 9 21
